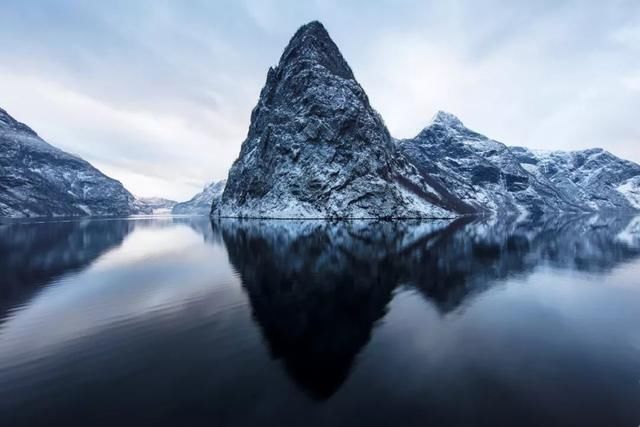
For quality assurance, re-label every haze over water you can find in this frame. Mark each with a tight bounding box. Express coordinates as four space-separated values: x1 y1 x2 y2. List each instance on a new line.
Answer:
1 215 639 427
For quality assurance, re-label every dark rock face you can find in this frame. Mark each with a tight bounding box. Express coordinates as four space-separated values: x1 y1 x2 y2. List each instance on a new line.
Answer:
172 180 226 215
215 22 459 219
398 112 584 215
0 107 145 217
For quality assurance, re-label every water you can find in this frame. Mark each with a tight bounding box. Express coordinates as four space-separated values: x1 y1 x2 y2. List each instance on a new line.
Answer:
0 215 639 427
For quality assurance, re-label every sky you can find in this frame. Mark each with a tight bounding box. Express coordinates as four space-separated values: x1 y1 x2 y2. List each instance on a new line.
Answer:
0 0 639 201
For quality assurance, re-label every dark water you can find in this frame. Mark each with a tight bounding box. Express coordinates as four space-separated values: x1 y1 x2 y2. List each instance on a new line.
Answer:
1 215 639 427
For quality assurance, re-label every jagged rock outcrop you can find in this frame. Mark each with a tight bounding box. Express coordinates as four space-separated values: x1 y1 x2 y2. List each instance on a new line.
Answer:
510 146 640 211
172 180 226 215
397 110 640 215
0 107 146 217
214 22 463 219
398 112 585 215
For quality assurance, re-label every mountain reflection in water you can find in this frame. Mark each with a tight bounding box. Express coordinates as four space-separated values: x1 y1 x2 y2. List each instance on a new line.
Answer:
215 215 640 400
0 215 639 427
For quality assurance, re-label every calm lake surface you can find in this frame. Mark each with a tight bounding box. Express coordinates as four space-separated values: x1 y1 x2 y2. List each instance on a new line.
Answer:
0 215 639 427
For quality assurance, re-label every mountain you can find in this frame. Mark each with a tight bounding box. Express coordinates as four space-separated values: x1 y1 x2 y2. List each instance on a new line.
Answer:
213 21 640 218
397 112 585 216
214 21 463 219
135 197 177 215
0 107 145 217
510 146 640 211
399 111 640 215
172 180 226 215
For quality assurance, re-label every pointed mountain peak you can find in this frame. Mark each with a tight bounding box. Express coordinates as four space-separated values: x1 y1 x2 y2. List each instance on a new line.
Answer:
278 21 354 80
431 111 464 128
0 107 38 137
413 110 488 142
295 20 330 39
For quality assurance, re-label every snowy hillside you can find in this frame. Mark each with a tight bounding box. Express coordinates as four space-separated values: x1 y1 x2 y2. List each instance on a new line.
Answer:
511 147 640 212
135 197 178 215
172 180 226 215
0 107 147 218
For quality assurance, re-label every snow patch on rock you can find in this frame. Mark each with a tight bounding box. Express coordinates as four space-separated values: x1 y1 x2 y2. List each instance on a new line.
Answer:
616 177 640 209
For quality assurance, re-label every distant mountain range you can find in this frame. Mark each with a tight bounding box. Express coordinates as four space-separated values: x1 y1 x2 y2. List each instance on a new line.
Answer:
2 21 640 219
172 180 226 215
135 197 177 215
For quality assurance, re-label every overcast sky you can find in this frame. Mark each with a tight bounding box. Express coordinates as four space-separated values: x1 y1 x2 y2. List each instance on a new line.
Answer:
1 1 639 201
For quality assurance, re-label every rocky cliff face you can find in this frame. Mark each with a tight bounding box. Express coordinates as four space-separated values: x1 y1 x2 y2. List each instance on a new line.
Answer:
214 22 462 219
398 112 585 216
510 146 640 211
0 107 144 217
172 180 226 215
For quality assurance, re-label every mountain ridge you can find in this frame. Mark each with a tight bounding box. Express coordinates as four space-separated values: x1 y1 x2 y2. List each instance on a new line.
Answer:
214 21 640 218
173 180 226 215
0 107 148 218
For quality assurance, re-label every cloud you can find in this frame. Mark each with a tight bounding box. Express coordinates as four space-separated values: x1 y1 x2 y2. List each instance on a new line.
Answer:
610 24 640 48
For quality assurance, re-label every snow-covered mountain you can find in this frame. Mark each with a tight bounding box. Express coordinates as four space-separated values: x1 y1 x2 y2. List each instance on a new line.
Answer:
134 197 177 215
213 21 640 218
0 107 146 218
399 111 640 215
510 147 640 211
214 21 462 219
172 180 226 215
398 112 585 216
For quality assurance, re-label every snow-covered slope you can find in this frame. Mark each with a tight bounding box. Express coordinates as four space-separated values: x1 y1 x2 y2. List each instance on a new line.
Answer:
0 107 145 217
398 112 584 215
214 22 461 219
510 147 640 212
172 180 226 215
